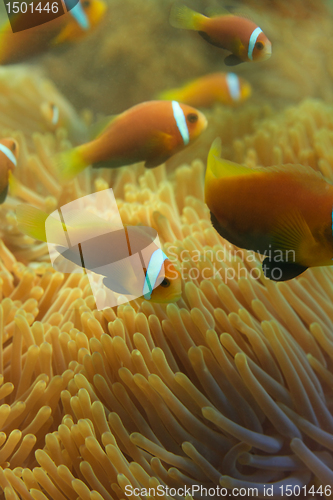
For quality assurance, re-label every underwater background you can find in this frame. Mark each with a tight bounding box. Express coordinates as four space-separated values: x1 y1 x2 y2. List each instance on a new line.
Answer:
0 0 332 498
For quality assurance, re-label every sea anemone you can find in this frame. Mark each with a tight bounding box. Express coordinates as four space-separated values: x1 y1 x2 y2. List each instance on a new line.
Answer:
0 66 332 499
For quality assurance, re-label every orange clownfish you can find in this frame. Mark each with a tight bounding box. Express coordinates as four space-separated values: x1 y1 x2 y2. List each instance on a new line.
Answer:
158 72 252 108
57 100 207 179
170 3 272 66
40 102 88 144
16 205 182 303
0 0 106 65
0 138 19 203
205 139 333 281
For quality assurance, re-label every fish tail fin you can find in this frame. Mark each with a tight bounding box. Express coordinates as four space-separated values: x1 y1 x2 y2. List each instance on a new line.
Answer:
55 147 88 181
16 204 68 243
169 2 205 31
16 205 49 242
157 89 181 101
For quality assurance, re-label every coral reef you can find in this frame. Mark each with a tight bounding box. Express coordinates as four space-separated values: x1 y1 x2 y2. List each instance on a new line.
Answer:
0 66 332 498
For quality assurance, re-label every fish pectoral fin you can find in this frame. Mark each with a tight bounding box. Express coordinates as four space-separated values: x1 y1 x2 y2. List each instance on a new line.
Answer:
270 210 315 262
101 258 144 295
102 276 132 295
51 25 74 45
224 54 243 66
144 155 170 169
262 258 308 281
0 183 8 204
143 131 174 168
148 131 174 151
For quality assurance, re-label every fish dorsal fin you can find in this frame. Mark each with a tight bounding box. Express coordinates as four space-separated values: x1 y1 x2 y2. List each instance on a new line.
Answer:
266 163 327 181
205 6 233 17
270 210 315 261
207 138 259 179
89 115 117 140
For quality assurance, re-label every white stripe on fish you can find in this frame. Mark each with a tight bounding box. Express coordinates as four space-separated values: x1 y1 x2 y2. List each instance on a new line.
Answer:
226 73 241 101
172 101 189 145
70 1 90 30
248 27 262 60
0 144 17 167
143 248 168 300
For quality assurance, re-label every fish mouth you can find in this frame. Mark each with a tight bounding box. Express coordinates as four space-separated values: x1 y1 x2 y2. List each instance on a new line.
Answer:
202 114 208 130
261 45 272 61
157 291 182 303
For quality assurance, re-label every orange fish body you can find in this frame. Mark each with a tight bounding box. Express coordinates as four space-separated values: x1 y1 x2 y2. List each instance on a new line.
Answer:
170 4 272 66
205 139 333 281
0 0 106 64
58 100 207 179
0 138 19 203
158 72 252 108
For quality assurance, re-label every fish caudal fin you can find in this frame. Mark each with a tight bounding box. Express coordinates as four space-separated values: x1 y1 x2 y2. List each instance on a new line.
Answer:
55 147 88 181
169 2 205 31
16 205 69 243
16 205 49 242
157 89 181 101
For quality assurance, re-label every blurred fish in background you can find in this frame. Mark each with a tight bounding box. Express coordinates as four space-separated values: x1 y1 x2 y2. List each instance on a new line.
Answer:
158 72 252 108
40 100 88 143
0 137 19 203
0 0 107 64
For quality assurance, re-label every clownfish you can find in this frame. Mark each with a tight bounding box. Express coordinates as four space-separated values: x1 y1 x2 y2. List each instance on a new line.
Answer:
205 138 333 281
40 101 88 144
0 138 19 203
41 103 60 130
0 0 106 65
56 100 207 180
158 72 252 108
170 3 272 66
16 205 182 303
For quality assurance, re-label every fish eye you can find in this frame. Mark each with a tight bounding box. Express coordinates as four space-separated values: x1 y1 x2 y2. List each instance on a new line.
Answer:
160 278 170 288
187 113 198 123
11 143 16 151
255 41 264 50
81 0 90 7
